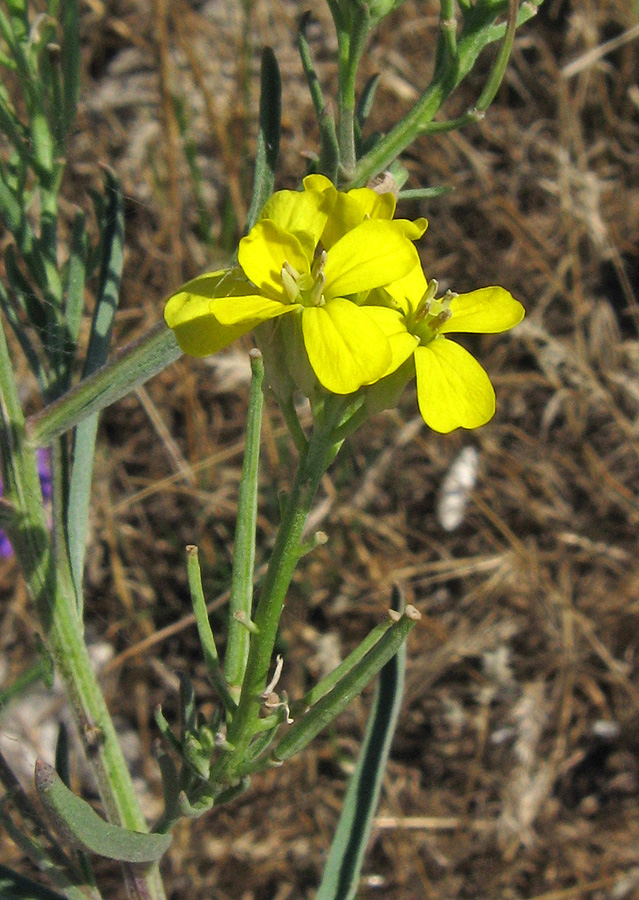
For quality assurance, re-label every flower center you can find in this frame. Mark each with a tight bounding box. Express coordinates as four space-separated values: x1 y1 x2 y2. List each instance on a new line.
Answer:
409 279 456 344
281 251 327 307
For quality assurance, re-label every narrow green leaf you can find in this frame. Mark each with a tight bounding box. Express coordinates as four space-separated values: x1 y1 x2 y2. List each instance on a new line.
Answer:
154 747 180 832
154 705 183 759
179 674 197 739
54 723 70 788
66 170 123 598
244 723 281 766
60 0 80 138
177 788 215 819
26 323 182 445
0 864 68 900
315 586 407 900
186 545 237 714
398 185 453 200
244 47 281 232
63 207 88 352
224 350 264 697
355 73 380 130
35 759 172 863
298 13 339 181
4 243 47 334
83 170 123 378
29 108 55 181
291 613 395 716
273 605 420 762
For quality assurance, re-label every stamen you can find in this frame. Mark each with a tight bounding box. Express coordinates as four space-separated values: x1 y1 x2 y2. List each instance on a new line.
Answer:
281 262 301 302
432 309 452 328
423 279 439 304
311 250 327 280
309 271 326 306
414 279 439 321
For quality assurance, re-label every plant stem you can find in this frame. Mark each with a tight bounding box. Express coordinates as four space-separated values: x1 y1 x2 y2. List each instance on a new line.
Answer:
220 405 340 770
349 0 540 187
348 78 447 187
336 9 371 180
0 317 167 900
225 350 264 700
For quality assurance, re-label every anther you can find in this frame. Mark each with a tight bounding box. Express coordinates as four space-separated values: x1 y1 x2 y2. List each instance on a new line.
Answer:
433 309 453 328
311 250 327 280
281 262 301 303
309 271 326 306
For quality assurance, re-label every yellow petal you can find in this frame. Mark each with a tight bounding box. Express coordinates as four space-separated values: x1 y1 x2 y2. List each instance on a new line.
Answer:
320 192 367 249
440 287 525 334
383 263 429 315
301 299 392 394
414 337 496 432
321 188 397 248
363 305 420 374
208 294 296 326
238 221 310 301
324 220 420 299
395 217 428 240
258 188 332 255
303 173 336 195
164 293 254 356
164 268 295 356
347 187 396 220
169 314 255 357
164 268 248 335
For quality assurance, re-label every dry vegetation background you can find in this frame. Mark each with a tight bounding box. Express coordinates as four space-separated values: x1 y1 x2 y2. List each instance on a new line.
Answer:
2 0 639 898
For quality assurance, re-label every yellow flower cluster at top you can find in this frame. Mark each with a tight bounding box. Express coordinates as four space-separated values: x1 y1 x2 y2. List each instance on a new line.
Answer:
164 175 524 433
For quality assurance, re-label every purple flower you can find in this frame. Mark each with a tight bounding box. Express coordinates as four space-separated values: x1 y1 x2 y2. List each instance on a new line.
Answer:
0 448 51 558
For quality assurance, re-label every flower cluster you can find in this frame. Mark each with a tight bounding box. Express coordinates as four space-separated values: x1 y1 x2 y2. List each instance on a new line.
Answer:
165 176 524 432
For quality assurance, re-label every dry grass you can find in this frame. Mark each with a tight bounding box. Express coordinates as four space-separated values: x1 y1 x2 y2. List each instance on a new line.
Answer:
2 0 639 897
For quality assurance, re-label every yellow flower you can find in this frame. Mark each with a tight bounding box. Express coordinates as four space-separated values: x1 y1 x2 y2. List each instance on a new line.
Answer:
165 179 422 395
303 174 428 248
366 265 525 433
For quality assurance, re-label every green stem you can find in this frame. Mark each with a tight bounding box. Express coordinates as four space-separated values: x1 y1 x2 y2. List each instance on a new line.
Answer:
0 317 167 900
348 78 447 188
349 0 539 187
224 350 264 700
473 0 518 115
221 404 341 768
336 9 372 180
186 545 237 715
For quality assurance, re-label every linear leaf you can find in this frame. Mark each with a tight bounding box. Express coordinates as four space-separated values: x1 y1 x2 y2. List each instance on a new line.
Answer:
60 0 80 139
26 323 182 446
66 170 123 598
315 586 408 900
272 605 419 762
244 47 281 232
